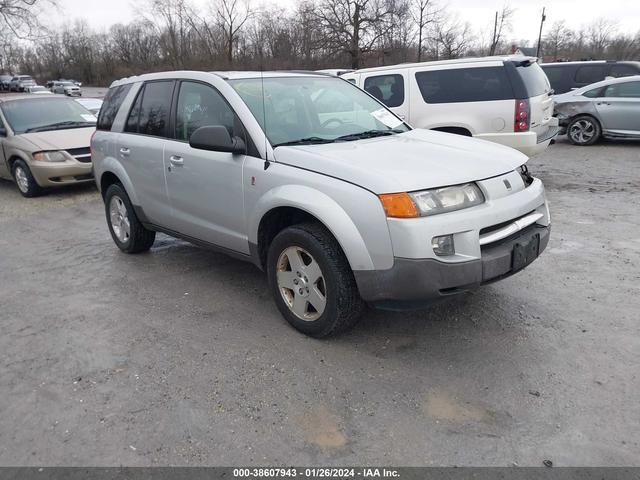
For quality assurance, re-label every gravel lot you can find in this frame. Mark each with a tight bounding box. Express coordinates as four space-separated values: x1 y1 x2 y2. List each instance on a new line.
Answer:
0 137 638 466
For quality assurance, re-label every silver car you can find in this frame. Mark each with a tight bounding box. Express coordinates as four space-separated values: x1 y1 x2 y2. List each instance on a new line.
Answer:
554 75 640 145
92 71 550 337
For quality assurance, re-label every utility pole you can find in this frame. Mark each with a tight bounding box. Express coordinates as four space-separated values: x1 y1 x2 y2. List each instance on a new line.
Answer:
490 10 498 55
536 7 546 59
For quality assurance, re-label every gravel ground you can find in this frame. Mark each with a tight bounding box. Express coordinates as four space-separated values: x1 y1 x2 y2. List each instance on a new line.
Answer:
0 137 638 466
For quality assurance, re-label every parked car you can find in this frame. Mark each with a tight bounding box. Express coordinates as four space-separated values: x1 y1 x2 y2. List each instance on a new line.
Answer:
51 81 82 96
0 95 96 197
541 60 640 94
26 85 53 95
92 71 550 337
316 68 355 76
342 56 559 157
554 75 640 145
75 97 103 115
10 75 36 92
0 74 13 91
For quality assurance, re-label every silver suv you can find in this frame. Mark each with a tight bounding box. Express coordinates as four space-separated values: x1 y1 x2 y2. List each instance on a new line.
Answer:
92 71 551 337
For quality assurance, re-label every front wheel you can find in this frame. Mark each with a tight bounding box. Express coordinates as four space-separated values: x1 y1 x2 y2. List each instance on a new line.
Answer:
567 115 601 146
267 223 365 338
104 183 155 253
12 160 43 197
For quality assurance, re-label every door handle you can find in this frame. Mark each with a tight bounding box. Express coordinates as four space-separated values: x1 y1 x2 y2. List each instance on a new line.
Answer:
596 102 611 106
169 155 184 166
119 147 130 156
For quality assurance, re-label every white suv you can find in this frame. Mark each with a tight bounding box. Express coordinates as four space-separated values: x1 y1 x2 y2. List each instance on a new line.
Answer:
342 56 559 157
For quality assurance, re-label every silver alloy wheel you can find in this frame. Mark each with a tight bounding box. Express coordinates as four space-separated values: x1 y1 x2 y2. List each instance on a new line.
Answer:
109 195 131 244
276 246 327 321
14 166 29 193
569 119 596 144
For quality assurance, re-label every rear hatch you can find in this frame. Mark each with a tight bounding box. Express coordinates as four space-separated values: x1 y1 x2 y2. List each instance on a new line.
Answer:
515 61 554 137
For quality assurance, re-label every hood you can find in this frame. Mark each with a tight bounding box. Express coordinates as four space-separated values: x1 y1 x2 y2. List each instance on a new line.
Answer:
19 127 95 151
273 129 528 194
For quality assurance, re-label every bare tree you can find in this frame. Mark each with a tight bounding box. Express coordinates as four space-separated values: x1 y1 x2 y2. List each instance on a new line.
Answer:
315 0 397 69
434 14 472 59
0 0 55 38
586 18 617 58
215 0 254 65
488 3 513 56
543 20 573 61
411 0 438 62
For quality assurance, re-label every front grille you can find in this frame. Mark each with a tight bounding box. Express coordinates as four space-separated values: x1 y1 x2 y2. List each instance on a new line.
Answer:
480 210 535 238
66 147 92 163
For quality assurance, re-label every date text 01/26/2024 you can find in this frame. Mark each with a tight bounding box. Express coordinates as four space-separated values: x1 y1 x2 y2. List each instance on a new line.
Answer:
233 468 400 478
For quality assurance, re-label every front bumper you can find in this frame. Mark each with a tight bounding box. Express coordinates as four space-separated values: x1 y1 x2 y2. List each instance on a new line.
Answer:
354 224 550 308
30 161 93 187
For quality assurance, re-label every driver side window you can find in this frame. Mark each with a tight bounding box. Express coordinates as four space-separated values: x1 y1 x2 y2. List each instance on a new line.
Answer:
175 81 243 142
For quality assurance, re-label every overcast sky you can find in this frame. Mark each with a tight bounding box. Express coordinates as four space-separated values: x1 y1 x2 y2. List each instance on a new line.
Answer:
52 0 640 43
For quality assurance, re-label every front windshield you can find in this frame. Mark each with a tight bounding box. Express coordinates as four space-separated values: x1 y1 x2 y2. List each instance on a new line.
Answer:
229 76 409 147
1 98 96 134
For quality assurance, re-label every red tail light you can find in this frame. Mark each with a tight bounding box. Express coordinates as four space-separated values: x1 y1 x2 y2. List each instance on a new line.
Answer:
514 99 530 132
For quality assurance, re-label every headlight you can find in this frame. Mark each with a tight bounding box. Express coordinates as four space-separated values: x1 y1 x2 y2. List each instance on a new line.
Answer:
410 183 485 216
519 164 533 187
379 183 485 218
32 151 69 162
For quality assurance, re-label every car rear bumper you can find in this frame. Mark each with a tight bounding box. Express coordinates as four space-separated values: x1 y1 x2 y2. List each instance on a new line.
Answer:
475 118 560 157
354 224 550 309
30 161 94 187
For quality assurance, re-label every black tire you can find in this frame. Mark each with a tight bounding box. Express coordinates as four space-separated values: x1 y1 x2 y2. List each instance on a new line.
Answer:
567 115 601 146
267 222 365 338
12 159 44 197
104 183 155 254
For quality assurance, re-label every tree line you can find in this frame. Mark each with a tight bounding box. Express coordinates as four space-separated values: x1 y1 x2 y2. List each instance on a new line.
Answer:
0 0 639 87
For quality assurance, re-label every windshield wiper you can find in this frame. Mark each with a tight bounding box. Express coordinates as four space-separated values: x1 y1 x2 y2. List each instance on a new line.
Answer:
273 137 335 147
25 121 95 133
335 129 404 142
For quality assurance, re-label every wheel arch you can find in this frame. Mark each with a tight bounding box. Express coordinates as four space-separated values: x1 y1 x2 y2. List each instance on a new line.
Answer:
250 185 375 272
97 157 139 205
430 126 473 136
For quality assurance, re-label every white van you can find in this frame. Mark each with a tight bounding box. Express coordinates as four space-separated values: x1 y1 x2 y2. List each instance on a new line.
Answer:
342 56 559 157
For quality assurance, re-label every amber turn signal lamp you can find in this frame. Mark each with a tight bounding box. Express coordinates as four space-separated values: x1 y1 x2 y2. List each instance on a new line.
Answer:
378 193 419 218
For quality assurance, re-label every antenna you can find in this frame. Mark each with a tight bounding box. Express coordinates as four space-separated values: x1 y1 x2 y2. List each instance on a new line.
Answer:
260 55 270 171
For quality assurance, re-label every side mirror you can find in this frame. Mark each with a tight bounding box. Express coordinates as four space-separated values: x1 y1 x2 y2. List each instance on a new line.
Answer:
0 127 7 137
189 125 246 154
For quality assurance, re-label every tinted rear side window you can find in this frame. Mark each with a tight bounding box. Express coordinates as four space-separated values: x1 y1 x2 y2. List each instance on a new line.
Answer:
516 63 549 96
124 81 174 137
415 67 513 104
364 74 405 107
575 65 608 84
541 67 565 87
609 64 640 78
97 84 132 131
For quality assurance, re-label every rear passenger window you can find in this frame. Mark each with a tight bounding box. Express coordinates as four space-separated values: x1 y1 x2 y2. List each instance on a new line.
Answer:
97 84 132 131
609 65 639 78
364 74 404 107
415 67 513 103
575 65 607 84
604 81 640 98
125 81 174 137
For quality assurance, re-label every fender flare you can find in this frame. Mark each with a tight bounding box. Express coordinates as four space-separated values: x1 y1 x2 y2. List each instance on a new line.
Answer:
249 184 375 271
98 157 140 206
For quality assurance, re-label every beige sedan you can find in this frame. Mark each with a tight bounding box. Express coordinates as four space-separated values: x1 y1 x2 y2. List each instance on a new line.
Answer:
0 95 96 197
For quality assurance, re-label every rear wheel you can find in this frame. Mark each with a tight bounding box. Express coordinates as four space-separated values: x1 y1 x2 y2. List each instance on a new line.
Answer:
104 183 155 253
267 222 365 338
12 160 44 197
567 115 601 146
